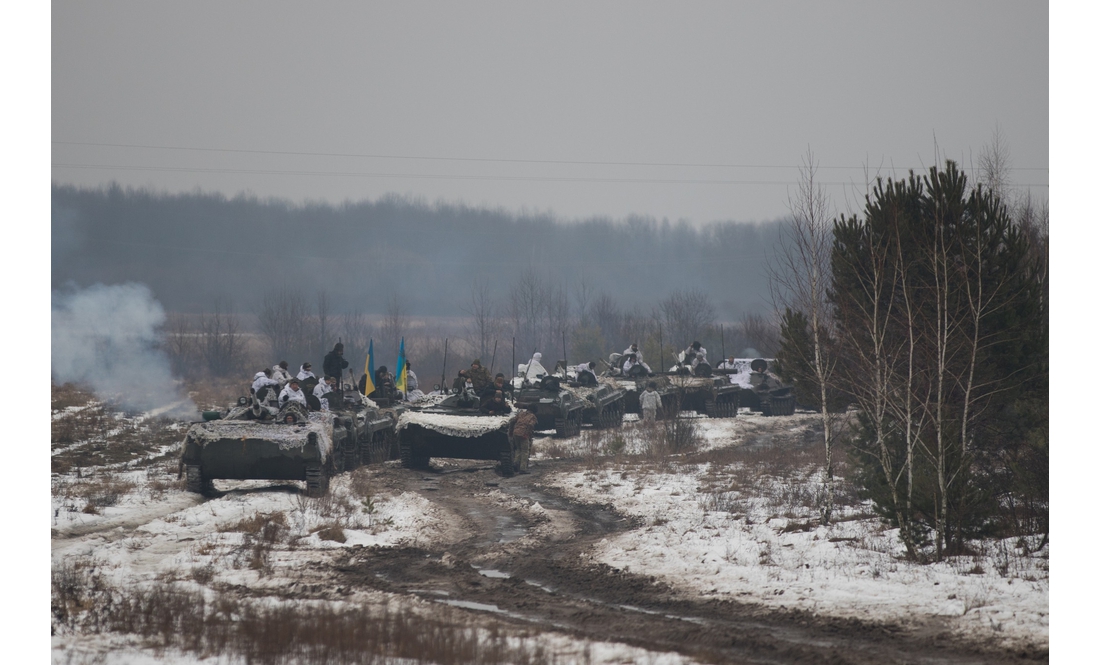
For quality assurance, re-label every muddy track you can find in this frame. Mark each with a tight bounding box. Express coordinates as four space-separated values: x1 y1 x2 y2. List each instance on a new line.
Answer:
328 457 1045 665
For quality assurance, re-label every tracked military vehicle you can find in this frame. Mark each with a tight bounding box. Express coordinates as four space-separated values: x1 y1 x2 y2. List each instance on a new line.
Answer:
664 373 741 417
513 373 587 437
179 388 401 497
395 390 519 475
721 358 796 416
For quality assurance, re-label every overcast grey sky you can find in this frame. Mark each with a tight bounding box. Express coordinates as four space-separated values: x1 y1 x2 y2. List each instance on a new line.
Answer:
51 0 1048 224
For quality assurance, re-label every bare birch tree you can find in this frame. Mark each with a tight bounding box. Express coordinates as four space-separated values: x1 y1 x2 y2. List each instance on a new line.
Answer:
770 149 840 524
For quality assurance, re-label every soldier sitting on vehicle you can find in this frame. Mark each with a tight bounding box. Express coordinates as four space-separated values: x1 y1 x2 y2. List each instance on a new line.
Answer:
297 362 316 381
251 368 280 401
676 341 709 375
622 343 653 377
481 373 512 401
716 356 737 371
521 352 549 383
480 390 512 415
468 359 492 392
279 377 308 407
313 375 336 411
451 369 472 394
572 361 598 385
371 365 398 400
403 361 426 402
272 360 293 384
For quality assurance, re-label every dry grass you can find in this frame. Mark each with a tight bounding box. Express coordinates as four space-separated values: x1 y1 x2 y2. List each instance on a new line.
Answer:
55 471 139 513
53 564 563 665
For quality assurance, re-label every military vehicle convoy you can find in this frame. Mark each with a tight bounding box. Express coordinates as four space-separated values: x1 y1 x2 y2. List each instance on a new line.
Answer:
604 352 739 418
179 388 402 497
395 390 519 475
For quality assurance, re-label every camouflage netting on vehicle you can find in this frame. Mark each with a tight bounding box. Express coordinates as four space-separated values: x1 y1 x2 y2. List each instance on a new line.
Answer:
724 358 777 389
187 411 336 458
396 411 516 438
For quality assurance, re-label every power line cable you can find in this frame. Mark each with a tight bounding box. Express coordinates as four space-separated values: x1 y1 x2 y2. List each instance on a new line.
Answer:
50 163 1050 188
51 141 1050 172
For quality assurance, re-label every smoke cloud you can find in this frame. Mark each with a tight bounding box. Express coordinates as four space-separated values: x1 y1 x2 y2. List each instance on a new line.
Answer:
52 282 197 418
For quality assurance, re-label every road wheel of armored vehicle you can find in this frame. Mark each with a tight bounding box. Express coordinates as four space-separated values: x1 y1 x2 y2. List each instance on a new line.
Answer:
769 394 796 416
553 414 581 438
400 441 431 470
305 463 329 497
340 420 360 471
498 448 515 477
704 399 717 418
361 430 386 465
185 464 213 496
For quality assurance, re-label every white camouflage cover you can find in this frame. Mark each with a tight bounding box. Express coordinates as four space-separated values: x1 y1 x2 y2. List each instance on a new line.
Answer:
396 410 516 438
187 411 336 461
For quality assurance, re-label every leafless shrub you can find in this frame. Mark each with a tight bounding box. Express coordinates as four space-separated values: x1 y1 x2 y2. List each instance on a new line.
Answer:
66 472 138 509
642 409 701 462
700 491 746 515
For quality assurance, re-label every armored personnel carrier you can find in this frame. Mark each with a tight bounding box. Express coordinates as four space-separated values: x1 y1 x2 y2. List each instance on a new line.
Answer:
179 388 401 497
395 390 519 475
512 374 587 437
664 373 741 417
721 358 796 416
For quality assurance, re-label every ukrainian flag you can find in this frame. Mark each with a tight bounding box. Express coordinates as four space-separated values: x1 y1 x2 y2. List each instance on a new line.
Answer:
395 337 407 394
362 339 376 396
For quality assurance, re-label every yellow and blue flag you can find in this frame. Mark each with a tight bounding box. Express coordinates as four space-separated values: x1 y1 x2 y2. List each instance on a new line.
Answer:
362 339 376 396
395 337 408 393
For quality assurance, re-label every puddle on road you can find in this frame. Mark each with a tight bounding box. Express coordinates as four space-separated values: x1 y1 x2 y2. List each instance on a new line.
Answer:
475 567 511 579
436 599 527 621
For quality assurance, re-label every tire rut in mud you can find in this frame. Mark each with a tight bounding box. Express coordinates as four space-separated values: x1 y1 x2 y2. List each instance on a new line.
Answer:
331 460 1043 665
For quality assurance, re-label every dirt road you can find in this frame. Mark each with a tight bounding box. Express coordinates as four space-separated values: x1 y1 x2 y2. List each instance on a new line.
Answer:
290 455 1043 665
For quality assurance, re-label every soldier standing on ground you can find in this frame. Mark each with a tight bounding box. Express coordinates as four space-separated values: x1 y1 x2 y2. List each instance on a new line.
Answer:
640 381 661 423
511 406 539 473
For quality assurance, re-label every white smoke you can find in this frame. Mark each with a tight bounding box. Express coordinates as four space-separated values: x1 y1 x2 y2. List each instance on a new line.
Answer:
52 283 198 418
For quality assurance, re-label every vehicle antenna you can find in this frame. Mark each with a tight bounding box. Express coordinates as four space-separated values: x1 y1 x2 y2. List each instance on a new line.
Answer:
721 324 726 367
658 326 664 373
489 340 498 376
441 338 449 394
562 331 567 375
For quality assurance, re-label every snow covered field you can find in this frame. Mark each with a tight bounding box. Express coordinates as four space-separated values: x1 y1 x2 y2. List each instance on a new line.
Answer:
536 412 1049 651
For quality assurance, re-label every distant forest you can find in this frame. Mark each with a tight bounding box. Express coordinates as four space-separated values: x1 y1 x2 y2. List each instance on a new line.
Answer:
51 184 783 320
